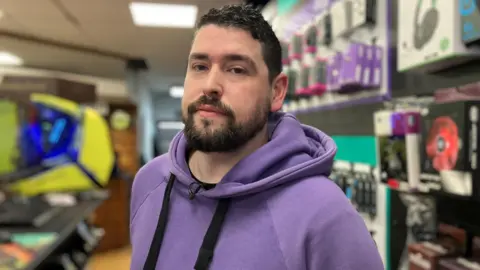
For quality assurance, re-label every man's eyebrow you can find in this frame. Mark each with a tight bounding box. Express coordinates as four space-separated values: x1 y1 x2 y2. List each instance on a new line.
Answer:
188 53 258 72
189 53 209 61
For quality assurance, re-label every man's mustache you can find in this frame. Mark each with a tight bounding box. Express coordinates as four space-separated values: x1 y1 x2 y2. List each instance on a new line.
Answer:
187 96 234 117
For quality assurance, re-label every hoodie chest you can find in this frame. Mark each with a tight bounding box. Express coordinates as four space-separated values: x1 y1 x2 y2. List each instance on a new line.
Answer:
131 192 287 270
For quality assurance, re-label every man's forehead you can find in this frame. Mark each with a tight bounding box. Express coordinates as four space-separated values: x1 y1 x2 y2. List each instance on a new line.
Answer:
190 25 262 58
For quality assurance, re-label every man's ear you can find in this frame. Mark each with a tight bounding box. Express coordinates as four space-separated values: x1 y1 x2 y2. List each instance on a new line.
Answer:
270 73 288 112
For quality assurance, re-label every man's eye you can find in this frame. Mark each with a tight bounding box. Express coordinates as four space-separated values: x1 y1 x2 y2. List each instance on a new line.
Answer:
192 65 207 71
229 68 246 74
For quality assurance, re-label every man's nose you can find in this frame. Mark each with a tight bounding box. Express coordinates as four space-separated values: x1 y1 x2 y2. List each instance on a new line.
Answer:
203 68 224 98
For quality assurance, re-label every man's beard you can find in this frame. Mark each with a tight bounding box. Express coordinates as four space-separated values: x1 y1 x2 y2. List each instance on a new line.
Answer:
182 95 270 153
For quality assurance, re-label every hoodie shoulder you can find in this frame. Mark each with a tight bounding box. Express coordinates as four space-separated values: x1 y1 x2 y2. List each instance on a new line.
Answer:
266 176 383 269
130 154 171 226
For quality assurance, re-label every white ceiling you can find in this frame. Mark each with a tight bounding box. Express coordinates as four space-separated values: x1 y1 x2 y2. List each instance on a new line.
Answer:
0 0 242 92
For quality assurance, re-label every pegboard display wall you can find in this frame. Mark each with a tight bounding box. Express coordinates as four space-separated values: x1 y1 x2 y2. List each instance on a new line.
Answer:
282 0 480 137
267 0 392 113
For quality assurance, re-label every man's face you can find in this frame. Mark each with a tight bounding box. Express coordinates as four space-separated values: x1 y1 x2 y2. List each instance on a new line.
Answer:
182 24 272 152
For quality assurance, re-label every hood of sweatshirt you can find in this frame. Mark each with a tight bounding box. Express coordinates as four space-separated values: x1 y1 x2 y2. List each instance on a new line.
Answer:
169 112 337 198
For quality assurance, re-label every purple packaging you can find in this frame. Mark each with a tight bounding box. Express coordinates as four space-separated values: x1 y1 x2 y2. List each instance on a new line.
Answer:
369 45 383 89
339 43 367 92
327 52 343 92
391 112 420 136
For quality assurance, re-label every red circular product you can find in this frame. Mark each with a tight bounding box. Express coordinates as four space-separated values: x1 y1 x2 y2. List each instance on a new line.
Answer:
425 116 459 171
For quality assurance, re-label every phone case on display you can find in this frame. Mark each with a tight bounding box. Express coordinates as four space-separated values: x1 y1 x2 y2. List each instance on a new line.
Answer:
370 179 377 216
398 0 480 72
339 43 367 93
304 25 318 54
357 177 367 213
286 68 298 97
295 65 312 96
290 34 303 61
369 45 383 89
435 81 480 103
420 101 480 197
309 58 328 95
281 41 290 65
323 14 333 46
339 175 348 194
327 52 343 92
460 0 480 46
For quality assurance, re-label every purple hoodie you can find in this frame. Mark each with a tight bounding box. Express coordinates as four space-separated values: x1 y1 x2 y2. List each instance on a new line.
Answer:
130 112 384 270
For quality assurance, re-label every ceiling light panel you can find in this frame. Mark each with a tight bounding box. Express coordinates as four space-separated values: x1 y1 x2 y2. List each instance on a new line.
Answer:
129 2 198 28
0 51 23 66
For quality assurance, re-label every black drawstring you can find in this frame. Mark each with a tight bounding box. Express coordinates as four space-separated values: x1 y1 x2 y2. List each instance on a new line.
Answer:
143 173 231 270
143 174 176 270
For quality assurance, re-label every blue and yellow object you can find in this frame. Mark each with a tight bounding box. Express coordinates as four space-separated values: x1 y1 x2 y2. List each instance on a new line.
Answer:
3 94 114 196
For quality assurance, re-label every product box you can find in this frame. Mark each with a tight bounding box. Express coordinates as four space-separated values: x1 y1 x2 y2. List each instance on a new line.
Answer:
339 43 367 92
408 240 462 270
420 101 480 197
375 110 421 191
397 0 480 72
439 258 480 270
459 0 480 46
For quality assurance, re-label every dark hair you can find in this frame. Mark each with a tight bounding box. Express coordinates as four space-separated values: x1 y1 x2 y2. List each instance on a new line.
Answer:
196 4 282 84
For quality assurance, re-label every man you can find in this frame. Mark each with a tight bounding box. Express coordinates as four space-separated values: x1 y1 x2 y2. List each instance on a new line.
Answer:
130 4 384 270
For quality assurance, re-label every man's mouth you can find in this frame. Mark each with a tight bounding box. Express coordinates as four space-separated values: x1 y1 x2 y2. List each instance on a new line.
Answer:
196 105 225 115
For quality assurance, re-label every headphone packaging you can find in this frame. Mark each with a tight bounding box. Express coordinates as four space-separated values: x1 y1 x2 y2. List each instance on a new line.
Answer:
374 110 422 191
398 0 480 72
420 101 480 197
459 0 480 46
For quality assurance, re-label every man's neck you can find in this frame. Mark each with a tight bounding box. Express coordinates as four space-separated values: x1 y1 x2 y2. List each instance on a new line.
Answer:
188 127 268 184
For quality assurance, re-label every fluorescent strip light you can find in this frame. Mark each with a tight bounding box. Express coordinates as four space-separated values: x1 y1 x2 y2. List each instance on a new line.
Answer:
129 2 198 28
0 51 23 66
169 86 184 98
158 121 185 130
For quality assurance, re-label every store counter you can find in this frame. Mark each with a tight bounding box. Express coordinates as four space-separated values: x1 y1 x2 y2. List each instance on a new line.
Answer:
0 191 108 269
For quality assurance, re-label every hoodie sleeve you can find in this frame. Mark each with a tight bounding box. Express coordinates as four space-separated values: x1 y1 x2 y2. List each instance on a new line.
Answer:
307 208 384 270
